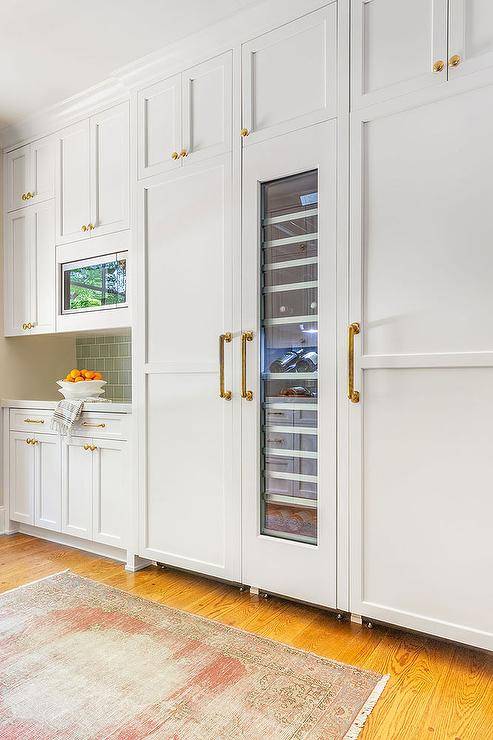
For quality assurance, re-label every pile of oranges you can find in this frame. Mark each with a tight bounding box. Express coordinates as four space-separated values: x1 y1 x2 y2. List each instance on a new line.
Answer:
64 368 104 383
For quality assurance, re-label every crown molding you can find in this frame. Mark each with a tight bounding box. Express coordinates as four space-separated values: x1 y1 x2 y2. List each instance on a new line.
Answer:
0 0 327 151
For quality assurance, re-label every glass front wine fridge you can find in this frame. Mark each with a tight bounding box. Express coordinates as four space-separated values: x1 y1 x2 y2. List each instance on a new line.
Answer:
260 170 318 545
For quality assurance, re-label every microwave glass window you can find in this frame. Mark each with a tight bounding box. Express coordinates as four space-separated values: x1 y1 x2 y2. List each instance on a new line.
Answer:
62 255 127 313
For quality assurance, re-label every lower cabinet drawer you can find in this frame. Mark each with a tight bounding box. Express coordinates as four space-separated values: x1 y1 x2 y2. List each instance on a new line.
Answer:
10 409 54 434
73 413 127 440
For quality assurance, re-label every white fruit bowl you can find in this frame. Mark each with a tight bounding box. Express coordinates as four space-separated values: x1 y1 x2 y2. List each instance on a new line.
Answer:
57 380 106 400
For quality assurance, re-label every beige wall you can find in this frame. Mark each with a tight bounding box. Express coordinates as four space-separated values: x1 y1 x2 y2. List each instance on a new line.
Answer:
0 153 76 400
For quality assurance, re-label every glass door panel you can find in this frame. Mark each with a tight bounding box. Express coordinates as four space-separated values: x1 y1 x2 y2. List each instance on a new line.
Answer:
260 170 318 544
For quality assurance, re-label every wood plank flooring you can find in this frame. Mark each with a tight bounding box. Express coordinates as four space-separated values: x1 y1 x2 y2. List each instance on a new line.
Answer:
1 533 492 739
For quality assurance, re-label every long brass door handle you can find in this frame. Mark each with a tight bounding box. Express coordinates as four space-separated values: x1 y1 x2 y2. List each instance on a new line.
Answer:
348 322 360 403
219 332 232 400
241 331 254 401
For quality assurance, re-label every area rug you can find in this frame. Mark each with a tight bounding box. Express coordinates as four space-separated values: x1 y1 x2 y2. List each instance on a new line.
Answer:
0 571 388 739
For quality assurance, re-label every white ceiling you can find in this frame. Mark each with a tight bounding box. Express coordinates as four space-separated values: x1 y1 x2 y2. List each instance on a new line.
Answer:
0 0 261 129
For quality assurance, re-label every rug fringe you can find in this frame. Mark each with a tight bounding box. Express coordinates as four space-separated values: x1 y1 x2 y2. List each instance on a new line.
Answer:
0 569 70 596
343 674 390 739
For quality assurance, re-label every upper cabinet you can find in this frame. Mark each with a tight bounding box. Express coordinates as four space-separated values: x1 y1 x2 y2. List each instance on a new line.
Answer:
448 0 493 79
56 101 129 245
138 52 232 178
4 136 55 212
241 5 337 146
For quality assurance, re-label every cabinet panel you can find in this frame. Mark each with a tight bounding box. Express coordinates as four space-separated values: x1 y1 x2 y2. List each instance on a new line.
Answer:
90 102 130 237
182 53 232 164
449 0 493 78
31 136 55 205
361 85 493 355
35 434 61 531
31 200 55 334
5 210 30 336
242 5 337 145
351 0 448 108
4 145 30 212
9 433 35 524
138 73 182 179
56 120 91 245
92 439 128 548
61 438 92 539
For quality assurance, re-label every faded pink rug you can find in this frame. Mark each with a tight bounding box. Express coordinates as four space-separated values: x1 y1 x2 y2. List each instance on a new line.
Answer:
0 571 388 739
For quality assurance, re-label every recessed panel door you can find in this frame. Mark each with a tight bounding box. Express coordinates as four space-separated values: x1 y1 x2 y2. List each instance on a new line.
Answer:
5 210 31 336
30 200 55 334
242 122 337 607
56 120 91 245
138 73 182 179
61 437 93 539
351 0 448 108
448 0 493 79
4 144 31 212
9 433 35 525
31 135 55 205
350 87 493 651
35 434 61 531
92 439 128 548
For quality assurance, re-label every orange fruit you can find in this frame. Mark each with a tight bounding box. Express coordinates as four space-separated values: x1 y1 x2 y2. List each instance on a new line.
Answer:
74 376 85 382
84 370 95 379
93 372 103 380
80 369 88 376
70 369 81 379
65 376 75 383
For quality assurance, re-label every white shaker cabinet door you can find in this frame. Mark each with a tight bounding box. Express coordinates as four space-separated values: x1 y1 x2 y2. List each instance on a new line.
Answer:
30 135 56 205
448 0 493 79
138 73 182 179
351 0 448 109
4 145 31 212
9 432 35 525
181 52 232 164
4 210 31 336
61 437 93 540
92 439 128 548
30 200 55 335
35 433 61 532
241 5 337 146
90 102 130 237
56 120 91 245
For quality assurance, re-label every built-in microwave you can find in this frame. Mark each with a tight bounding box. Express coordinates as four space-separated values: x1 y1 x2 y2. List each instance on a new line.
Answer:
61 252 128 314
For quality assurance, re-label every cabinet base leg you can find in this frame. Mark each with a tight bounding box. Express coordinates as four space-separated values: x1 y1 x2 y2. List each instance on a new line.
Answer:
350 613 363 625
250 586 260 596
125 553 153 572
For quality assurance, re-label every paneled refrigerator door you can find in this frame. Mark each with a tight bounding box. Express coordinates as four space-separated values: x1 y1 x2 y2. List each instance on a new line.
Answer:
242 122 337 607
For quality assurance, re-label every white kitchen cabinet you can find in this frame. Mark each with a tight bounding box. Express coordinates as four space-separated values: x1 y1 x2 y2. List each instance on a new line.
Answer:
9 432 35 525
35 433 61 531
92 438 128 548
138 52 231 179
241 5 337 146
4 136 55 212
4 200 55 336
61 437 93 539
448 0 493 79
56 102 129 245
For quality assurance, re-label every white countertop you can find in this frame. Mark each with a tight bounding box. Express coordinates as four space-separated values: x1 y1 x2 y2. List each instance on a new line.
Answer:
1 399 132 414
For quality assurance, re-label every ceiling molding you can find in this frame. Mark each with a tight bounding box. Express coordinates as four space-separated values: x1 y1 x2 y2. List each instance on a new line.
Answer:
0 0 327 151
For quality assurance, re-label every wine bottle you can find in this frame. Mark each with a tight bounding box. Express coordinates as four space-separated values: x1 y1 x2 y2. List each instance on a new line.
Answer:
295 351 318 372
269 348 303 373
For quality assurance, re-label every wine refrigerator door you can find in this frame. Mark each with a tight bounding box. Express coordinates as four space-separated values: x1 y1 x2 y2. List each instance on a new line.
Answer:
241 122 337 607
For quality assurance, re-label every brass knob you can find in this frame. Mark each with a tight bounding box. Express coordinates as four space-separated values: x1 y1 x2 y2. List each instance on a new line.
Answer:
21 193 27 201
83 444 91 451
26 192 34 199
22 323 27 330
433 60 445 73
449 54 461 67
81 224 87 232
179 149 188 158
26 438 32 444
171 151 179 160
31 439 39 445
240 128 249 137
90 445 97 452
88 223 95 231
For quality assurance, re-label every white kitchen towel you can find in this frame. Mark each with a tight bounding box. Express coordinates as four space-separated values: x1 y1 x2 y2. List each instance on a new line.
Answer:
51 399 85 436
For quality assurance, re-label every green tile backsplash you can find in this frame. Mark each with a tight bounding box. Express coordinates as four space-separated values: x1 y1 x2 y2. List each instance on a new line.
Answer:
76 334 132 402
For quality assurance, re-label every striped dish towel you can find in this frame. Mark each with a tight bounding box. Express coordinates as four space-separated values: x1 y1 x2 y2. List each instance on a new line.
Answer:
51 399 85 436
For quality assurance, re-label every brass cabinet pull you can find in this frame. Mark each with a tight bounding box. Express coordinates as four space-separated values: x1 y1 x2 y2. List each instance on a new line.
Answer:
83 444 91 450
449 54 461 68
219 332 232 400
21 193 27 201
433 60 445 73
171 151 179 160
90 445 97 451
348 322 360 403
241 331 254 401
26 438 32 444
26 438 38 445
24 418 44 424
240 128 249 137
88 223 95 231
179 149 188 158
81 224 87 232
81 422 106 428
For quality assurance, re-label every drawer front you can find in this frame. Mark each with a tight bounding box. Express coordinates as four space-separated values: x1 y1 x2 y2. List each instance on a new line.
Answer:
73 413 128 440
10 409 55 433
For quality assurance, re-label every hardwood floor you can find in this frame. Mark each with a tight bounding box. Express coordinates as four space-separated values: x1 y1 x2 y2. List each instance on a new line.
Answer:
1 534 492 739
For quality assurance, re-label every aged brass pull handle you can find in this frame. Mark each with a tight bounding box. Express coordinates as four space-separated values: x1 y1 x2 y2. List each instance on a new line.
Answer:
26 438 32 444
22 323 27 330
21 193 27 201
81 422 106 428
433 60 445 73
241 331 254 401
219 332 232 400
240 128 249 137
90 445 97 451
449 54 461 67
31 439 39 445
24 418 44 424
88 223 95 231
171 151 179 160
81 224 87 232
83 444 91 451
25 191 34 200
179 149 188 158
348 322 360 403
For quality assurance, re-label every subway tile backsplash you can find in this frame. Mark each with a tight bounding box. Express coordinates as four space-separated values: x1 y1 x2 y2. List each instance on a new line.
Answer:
76 334 132 402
